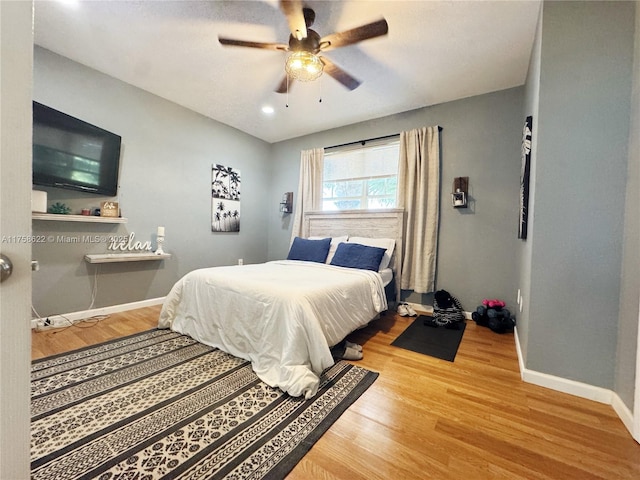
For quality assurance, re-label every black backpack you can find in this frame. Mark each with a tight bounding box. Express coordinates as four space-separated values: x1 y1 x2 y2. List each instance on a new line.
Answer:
431 289 465 327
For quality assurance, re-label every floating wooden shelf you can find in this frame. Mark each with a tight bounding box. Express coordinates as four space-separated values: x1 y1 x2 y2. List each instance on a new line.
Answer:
84 253 171 264
33 213 127 224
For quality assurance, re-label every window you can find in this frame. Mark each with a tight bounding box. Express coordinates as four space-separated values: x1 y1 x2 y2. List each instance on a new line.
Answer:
322 137 400 211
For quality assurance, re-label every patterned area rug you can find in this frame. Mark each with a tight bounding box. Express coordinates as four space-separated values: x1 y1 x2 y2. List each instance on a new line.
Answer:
31 329 378 480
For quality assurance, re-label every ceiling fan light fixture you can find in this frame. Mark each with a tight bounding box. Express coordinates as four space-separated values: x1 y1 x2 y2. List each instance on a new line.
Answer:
285 51 323 82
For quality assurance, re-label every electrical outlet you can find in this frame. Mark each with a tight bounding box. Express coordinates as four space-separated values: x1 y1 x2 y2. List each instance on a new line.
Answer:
35 318 53 331
238 258 243 265
35 316 71 330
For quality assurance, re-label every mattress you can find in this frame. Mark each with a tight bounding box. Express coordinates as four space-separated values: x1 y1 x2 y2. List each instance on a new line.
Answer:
379 267 393 287
159 260 387 398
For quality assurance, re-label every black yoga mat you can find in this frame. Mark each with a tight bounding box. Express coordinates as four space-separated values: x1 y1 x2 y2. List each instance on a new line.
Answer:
391 316 466 362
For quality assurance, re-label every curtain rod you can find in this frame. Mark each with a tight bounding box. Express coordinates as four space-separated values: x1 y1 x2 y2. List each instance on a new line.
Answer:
324 126 443 151
324 133 398 151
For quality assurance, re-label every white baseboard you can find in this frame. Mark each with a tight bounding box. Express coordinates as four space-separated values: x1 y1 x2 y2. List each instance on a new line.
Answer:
31 297 166 329
612 392 635 437
409 302 432 315
513 326 526 381
513 326 612 403
522 369 613 404
514 326 637 442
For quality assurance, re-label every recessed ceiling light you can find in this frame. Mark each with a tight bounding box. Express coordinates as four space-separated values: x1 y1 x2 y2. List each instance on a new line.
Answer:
261 105 275 115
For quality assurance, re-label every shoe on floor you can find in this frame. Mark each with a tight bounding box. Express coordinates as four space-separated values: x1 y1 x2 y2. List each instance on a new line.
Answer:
397 303 410 316
404 303 417 317
341 346 363 360
345 340 363 352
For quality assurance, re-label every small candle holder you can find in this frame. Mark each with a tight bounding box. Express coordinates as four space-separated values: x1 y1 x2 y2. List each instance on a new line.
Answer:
155 235 165 255
155 226 165 255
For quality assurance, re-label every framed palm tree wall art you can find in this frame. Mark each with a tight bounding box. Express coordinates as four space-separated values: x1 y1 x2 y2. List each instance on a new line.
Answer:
212 164 241 232
518 116 532 239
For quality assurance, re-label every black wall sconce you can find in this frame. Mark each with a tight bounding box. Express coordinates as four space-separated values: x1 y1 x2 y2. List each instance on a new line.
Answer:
280 192 293 214
452 177 468 208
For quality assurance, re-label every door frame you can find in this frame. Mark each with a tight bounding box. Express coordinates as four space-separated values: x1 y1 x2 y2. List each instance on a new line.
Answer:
0 1 34 477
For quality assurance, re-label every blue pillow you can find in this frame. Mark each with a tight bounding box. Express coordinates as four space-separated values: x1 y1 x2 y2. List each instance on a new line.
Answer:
330 242 386 271
287 237 332 263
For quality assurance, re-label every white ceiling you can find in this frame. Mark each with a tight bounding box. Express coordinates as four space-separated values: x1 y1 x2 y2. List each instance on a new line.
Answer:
34 0 541 143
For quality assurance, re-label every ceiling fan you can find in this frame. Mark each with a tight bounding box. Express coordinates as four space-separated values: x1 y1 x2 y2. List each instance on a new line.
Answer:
218 0 388 93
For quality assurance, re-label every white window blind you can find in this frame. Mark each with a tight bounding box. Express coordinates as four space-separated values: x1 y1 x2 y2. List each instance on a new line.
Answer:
322 137 400 211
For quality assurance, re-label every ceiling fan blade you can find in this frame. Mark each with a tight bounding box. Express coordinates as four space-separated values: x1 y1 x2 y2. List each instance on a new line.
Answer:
275 75 294 94
279 0 307 40
319 18 388 51
320 57 361 91
219 37 288 51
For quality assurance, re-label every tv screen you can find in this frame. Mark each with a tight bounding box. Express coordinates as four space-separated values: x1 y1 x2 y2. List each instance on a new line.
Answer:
32 102 121 196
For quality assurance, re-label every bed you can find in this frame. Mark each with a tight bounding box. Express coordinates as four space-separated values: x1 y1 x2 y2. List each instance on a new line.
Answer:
159 209 404 398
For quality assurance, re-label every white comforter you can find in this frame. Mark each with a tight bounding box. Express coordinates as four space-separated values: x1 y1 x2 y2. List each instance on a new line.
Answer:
158 260 387 398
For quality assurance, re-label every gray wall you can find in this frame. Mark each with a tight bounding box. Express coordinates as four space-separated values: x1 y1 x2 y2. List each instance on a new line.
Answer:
615 3 640 412
524 1 635 389
268 87 524 312
32 47 271 317
517 2 543 366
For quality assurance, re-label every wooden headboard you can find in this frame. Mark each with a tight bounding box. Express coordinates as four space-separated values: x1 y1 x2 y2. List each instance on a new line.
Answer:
303 209 404 301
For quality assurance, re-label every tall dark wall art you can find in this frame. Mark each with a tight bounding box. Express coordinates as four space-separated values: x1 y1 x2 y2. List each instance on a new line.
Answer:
519 116 532 239
212 164 241 232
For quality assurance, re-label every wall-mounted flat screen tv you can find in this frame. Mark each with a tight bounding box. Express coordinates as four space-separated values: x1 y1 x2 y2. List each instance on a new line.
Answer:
32 101 122 196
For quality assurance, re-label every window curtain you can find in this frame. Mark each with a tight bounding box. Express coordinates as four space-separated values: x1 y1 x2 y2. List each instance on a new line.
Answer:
398 126 440 293
290 148 324 241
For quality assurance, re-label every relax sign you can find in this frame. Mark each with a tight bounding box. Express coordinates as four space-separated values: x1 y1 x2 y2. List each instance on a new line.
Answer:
107 233 152 252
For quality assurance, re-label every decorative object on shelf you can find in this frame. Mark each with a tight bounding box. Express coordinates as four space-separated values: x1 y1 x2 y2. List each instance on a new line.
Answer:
94 208 101 216
81 208 91 216
212 164 241 232
107 233 152 252
31 190 47 213
155 226 165 255
100 201 119 218
451 177 468 208
519 116 533 239
280 192 293 214
48 202 71 215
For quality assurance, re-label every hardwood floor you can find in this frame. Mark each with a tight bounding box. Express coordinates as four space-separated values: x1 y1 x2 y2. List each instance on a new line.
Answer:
32 306 640 479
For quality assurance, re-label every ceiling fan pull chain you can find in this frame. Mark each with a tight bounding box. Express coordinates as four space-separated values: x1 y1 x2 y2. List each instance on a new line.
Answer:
286 75 290 108
318 75 323 103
